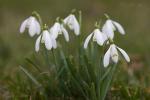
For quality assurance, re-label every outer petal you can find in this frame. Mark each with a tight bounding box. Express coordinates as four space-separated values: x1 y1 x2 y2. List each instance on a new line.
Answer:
63 15 70 24
110 44 118 63
34 19 41 35
102 20 115 39
117 47 130 62
84 33 93 49
51 36 57 49
64 14 74 25
43 30 52 50
50 22 61 39
20 19 28 33
109 20 116 31
103 47 111 67
61 25 69 42
28 18 37 37
72 15 80 35
35 35 41 52
102 32 108 43
113 21 125 35
94 29 104 46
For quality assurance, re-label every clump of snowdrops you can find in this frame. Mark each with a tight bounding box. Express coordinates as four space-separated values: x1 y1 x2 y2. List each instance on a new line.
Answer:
19 10 130 100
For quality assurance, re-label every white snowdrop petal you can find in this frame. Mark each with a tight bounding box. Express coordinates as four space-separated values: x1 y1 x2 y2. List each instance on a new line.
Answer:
20 19 28 33
67 16 74 29
84 33 93 49
107 20 115 39
72 15 80 35
63 15 70 24
28 19 37 37
65 15 74 23
94 29 104 46
102 20 114 39
103 48 111 67
113 21 125 35
43 31 52 50
74 22 80 35
102 32 108 43
51 37 57 49
35 35 41 52
61 25 69 42
50 22 61 39
117 47 130 62
109 20 116 31
34 20 41 35
110 44 118 63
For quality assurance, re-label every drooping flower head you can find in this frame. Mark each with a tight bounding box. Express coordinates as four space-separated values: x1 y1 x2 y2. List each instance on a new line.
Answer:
102 15 125 39
84 29 107 49
103 44 130 67
63 14 80 36
20 16 41 37
49 22 69 42
35 25 57 52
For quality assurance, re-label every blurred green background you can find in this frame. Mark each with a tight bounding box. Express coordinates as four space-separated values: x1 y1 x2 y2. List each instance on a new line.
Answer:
0 0 150 98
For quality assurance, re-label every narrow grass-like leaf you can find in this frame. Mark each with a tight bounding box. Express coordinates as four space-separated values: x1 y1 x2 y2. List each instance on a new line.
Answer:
84 55 96 83
100 64 117 100
78 48 91 84
81 80 90 96
100 66 111 82
42 46 51 69
90 83 97 100
25 58 42 73
59 49 88 99
19 66 42 88
56 65 65 79
66 57 87 98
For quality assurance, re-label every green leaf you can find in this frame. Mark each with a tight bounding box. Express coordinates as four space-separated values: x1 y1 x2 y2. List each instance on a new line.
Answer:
84 55 96 83
25 58 42 73
59 49 88 99
100 64 117 100
42 46 51 69
19 66 42 88
100 66 111 82
90 83 97 100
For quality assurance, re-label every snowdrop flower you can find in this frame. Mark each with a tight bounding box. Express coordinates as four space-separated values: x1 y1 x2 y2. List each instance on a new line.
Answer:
84 29 107 49
102 19 125 39
20 16 41 37
35 30 57 52
103 44 130 67
63 14 80 35
49 22 69 42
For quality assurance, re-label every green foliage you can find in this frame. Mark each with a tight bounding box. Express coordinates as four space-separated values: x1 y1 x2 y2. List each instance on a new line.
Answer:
6 35 119 100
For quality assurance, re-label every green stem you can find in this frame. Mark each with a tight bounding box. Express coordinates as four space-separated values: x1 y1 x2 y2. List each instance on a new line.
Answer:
97 53 104 100
79 10 82 33
91 83 97 100
52 49 58 71
77 10 82 65
78 10 82 44
43 46 51 71
32 11 43 26
97 67 101 100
